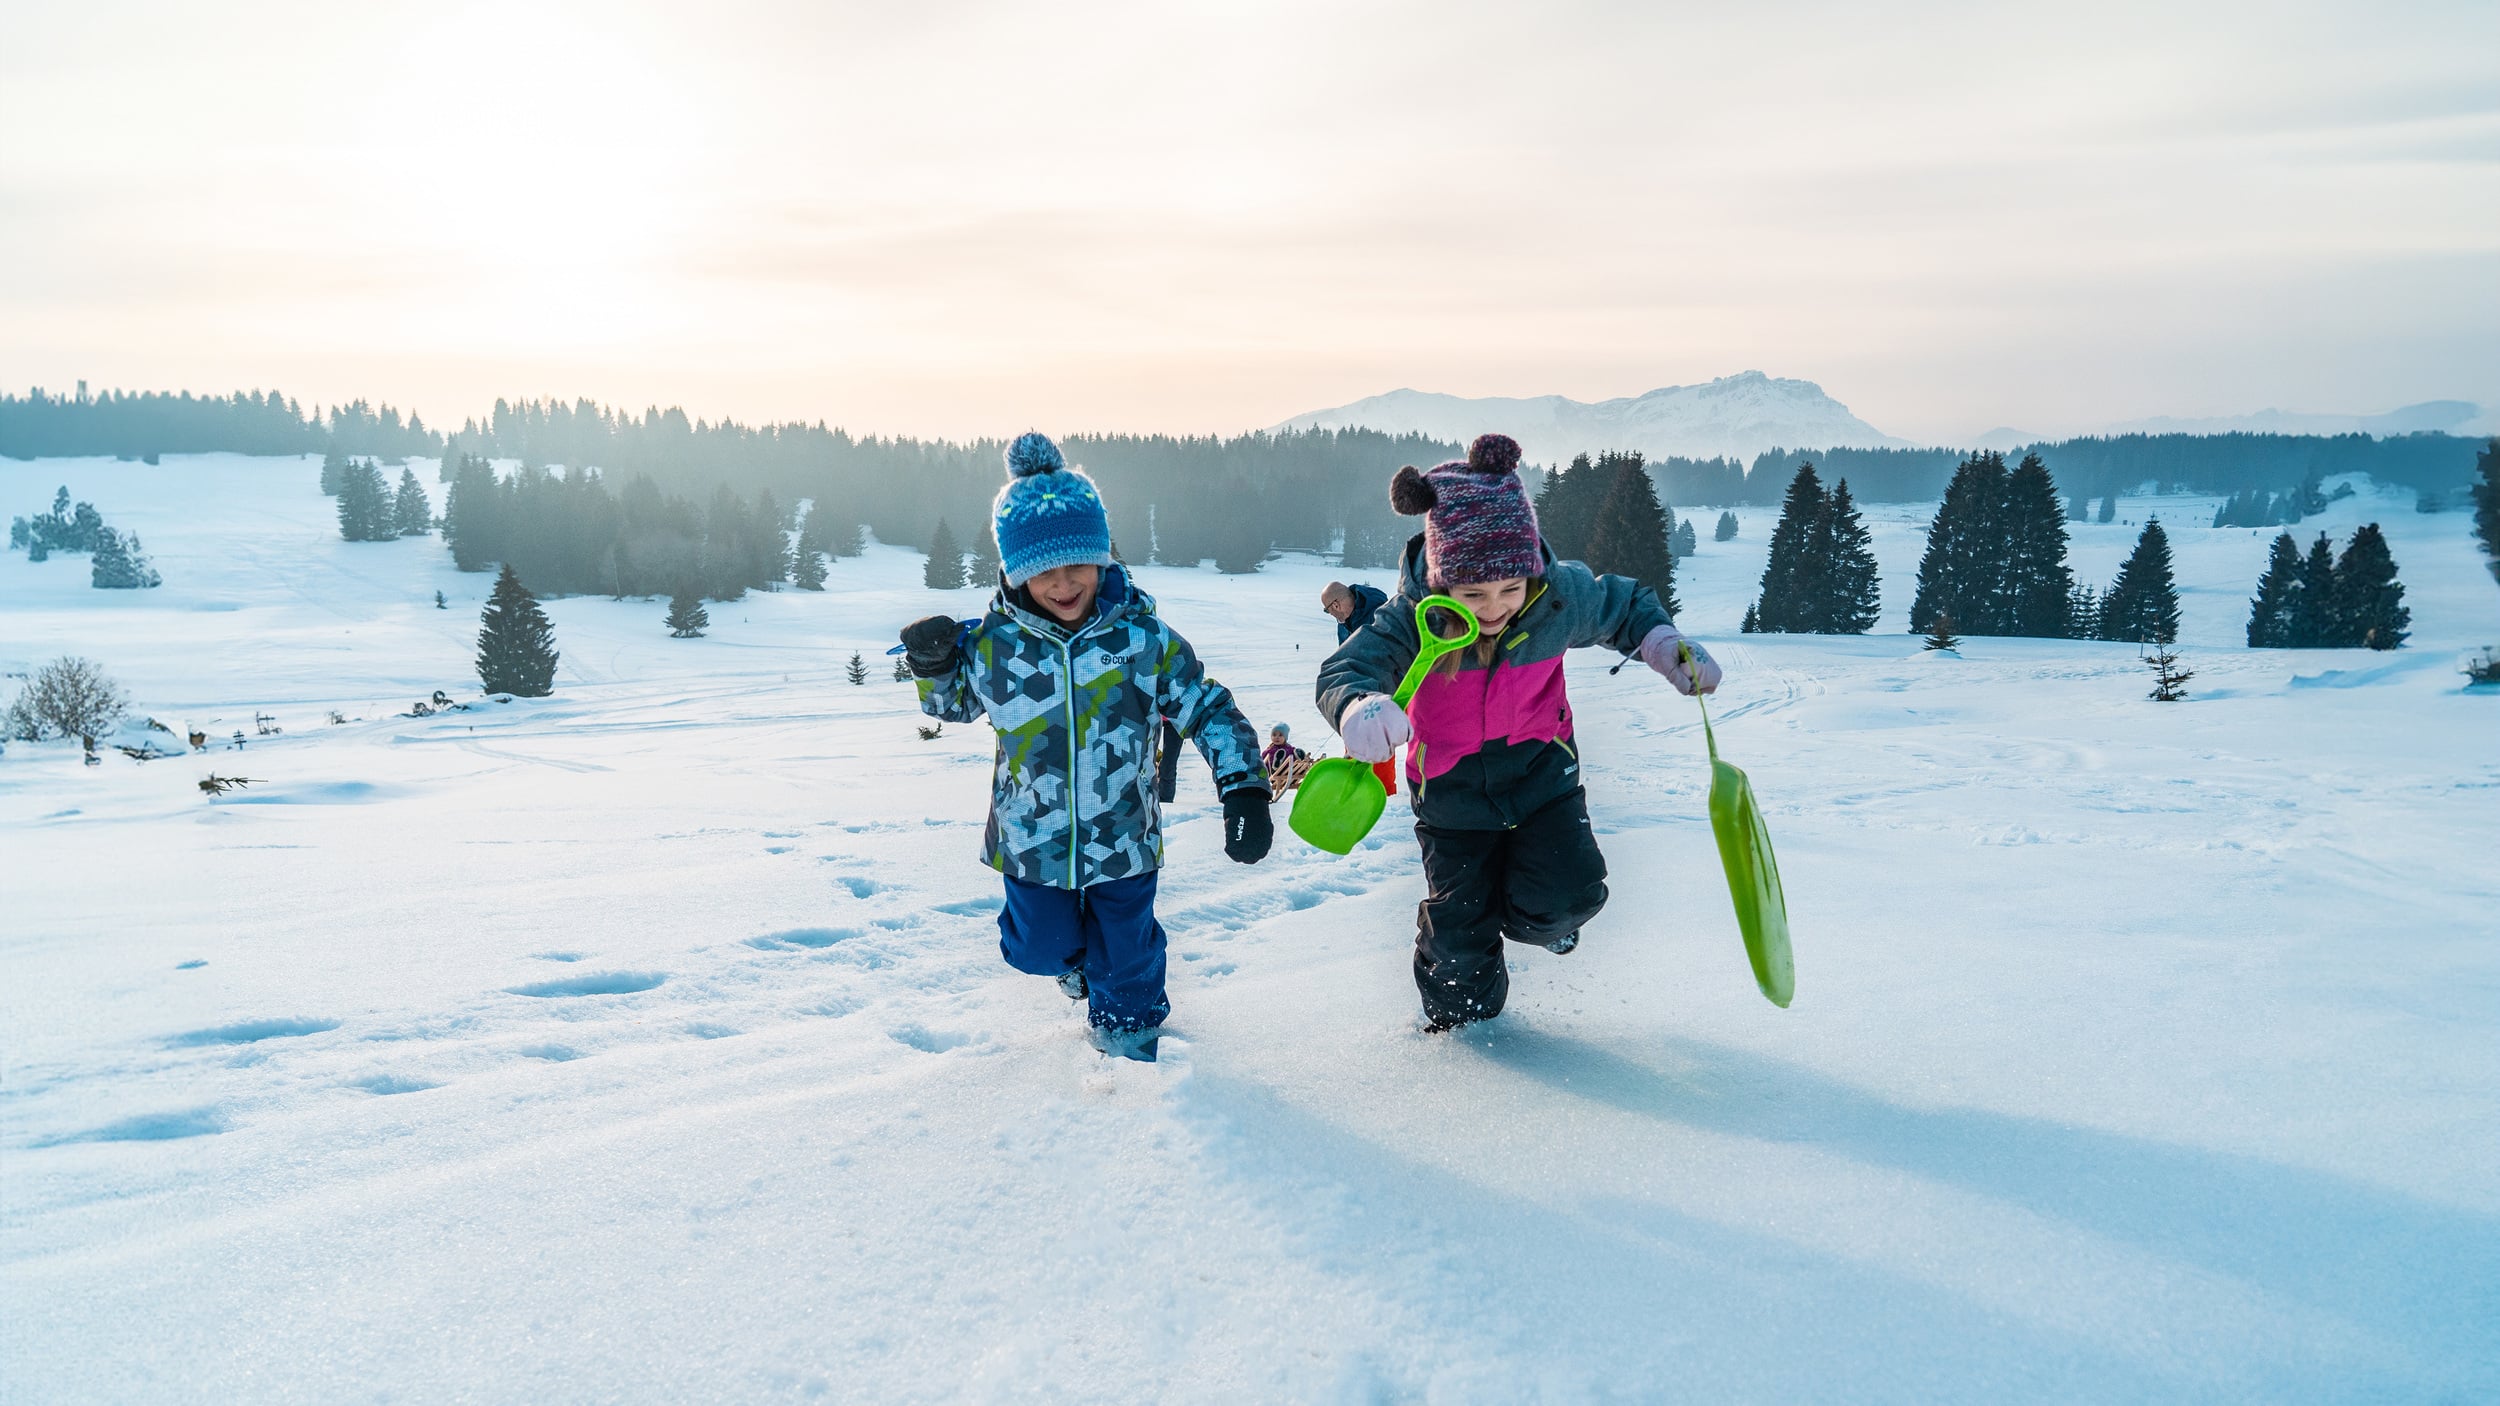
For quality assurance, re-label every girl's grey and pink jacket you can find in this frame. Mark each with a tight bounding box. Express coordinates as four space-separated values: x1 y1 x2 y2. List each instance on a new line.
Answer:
1315 536 1675 832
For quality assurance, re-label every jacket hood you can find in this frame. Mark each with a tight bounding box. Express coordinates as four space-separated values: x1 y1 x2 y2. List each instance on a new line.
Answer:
993 562 1149 637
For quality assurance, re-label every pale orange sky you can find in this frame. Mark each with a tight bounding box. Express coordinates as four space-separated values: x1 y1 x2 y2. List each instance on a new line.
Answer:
3 0 2494 443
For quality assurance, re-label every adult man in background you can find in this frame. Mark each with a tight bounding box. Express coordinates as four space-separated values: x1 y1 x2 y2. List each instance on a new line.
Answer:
1321 580 1387 643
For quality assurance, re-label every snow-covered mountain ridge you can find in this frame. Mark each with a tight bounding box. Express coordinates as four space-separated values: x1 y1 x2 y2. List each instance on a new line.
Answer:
1273 371 1908 464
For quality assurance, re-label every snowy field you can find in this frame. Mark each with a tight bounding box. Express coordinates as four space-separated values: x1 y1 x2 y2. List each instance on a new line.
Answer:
4 454 2496 1404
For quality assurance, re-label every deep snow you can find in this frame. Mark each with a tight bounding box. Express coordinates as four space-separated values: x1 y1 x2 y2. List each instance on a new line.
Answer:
3 455 2496 1403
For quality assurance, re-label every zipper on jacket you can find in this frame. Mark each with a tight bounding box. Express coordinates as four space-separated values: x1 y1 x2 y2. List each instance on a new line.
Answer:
1060 635 1080 889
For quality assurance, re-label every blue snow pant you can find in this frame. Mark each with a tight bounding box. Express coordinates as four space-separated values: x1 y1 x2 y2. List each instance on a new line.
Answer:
997 869 1169 1033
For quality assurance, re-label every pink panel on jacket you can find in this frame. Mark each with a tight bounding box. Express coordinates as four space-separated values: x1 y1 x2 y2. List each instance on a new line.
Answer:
1403 653 1571 781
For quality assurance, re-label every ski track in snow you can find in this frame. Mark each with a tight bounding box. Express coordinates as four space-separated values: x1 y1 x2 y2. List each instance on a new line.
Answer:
3 455 2497 1403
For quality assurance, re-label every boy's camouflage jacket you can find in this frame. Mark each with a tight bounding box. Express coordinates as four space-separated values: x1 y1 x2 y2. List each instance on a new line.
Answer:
916 566 1267 889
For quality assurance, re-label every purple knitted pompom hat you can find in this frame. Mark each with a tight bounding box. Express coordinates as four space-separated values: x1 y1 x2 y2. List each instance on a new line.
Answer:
1389 433 1544 587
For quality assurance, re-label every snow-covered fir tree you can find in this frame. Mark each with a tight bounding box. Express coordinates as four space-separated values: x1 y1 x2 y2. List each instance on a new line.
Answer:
1714 511 1738 542
2474 438 2499 595
846 652 869 685
924 518 964 589
88 528 161 589
966 530 1001 590
2099 518 2180 644
476 564 559 696
337 460 393 541
2331 523 2408 651
393 468 432 536
2288 532 2340 647
2144 640 2194 702
2002 453 2075 637
2246 532 2303 647
665 589 709 638
1669 517 1697 558
1581 452 1677 614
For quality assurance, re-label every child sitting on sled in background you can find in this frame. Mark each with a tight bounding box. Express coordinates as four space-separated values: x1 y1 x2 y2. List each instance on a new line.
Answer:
902 433 1273 1062
1314 434 1724 1032
1262 723 1314 792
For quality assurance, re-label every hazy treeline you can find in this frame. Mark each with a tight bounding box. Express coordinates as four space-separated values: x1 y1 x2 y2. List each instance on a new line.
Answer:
446 401 1464 568
1686 432 2483 506
0 386 439 460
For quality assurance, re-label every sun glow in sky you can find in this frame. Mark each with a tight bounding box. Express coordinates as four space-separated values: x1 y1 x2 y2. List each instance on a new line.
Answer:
3 0 2494 442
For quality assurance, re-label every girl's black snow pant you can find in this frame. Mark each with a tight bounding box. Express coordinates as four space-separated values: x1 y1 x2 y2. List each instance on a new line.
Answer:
1412 787 1609 1027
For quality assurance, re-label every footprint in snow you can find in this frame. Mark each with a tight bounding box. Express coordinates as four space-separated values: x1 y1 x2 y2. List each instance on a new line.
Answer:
504 971 667 998
747 927 858 950
348 1074 439 1096
889 1025 980 1054
37 1108 227 1145
167 1017 339 1047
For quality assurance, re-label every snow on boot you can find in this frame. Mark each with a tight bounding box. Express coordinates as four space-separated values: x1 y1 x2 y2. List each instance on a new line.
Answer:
1056 967 1088 1001
1544 929 1580 955
1087 1023 1159 1063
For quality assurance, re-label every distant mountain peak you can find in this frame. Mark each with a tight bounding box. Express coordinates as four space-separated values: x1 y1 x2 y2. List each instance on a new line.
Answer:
1274 373 1904 463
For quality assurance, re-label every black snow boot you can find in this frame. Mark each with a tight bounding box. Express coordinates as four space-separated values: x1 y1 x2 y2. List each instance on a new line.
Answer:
1056 967 1088 1001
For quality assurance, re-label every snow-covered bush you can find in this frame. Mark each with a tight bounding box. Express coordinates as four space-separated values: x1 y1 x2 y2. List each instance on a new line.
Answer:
7 657 129 741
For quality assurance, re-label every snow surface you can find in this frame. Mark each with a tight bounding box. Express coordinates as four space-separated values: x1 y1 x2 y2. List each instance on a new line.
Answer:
4 455 2497 1403
1275 372 1907 465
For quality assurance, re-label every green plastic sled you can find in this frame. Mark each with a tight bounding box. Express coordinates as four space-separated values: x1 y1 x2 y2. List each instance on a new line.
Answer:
1687 647 1794 1008
1290 595 1479 855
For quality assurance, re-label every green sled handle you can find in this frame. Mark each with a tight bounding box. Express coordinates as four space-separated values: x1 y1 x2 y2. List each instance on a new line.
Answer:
1684 643 1795 1008
1288 595 1480 855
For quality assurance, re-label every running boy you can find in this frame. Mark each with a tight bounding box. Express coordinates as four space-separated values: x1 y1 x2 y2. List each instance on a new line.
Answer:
903 433 1272 1061
1315 434 1723 1031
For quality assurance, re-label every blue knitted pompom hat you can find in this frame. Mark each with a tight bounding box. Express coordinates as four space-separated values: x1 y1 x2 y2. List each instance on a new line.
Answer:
993 431 1113 587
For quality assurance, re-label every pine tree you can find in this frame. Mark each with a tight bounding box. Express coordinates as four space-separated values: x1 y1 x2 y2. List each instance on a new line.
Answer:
2100 518 2180 644
1910 451 2009 634
924 518 964 589
753 489 792 589
846 651 869 685
2002 453 2074 637
1533 452 1612 563
320 447 347 496
2097 495 2117 524
665 589 708 638
2246 533 2302 647
2288 533 2339 647
966 529 1001 590
2473 438 2499 596
2067 493 2087 523
1715 511 1738 542
1669 518 1697 558
2065 584 2101 641
337 460 391 541
476 563 559 696
2331 523 2409 651
1822 479 1881 634
89 528 144 588
393 467 432 536
2144 641 2193 702
1923 611 1962 652
1582 453 1678 615
791 544 827 590
443 456 504 571
893 655 912 682
1750 463 1828 632
705 486 753 600
793 502 832 589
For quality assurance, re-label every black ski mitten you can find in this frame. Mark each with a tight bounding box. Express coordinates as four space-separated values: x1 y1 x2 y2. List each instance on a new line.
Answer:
1221 787 1273 865
900 616 961 677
